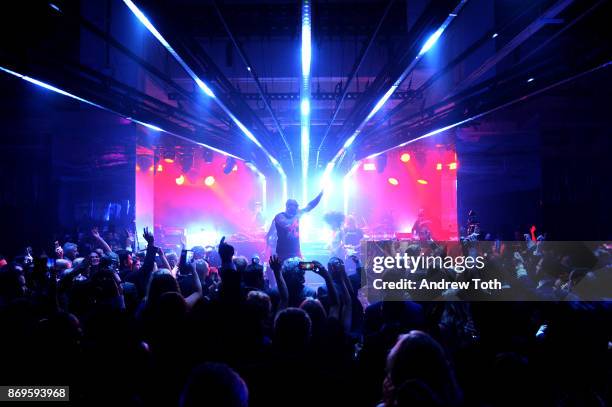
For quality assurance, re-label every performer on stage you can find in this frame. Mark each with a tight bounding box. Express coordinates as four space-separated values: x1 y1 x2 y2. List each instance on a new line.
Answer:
323 211 346 259
344 215 364 247
266 191 324 262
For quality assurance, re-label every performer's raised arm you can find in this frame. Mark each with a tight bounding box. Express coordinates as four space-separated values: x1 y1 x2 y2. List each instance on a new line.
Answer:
298 190 324 216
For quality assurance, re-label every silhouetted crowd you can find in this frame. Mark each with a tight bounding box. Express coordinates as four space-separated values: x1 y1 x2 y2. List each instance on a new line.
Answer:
0 226 610 406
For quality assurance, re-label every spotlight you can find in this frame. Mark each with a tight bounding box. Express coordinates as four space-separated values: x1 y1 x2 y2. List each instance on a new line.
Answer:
223 157 236 175
148 165 154 172
388 177 399 186
400 153 411 163
527 77 534 83
163 150 175 163
363 163 376 171
436 163 442 170
448 162 457 170
204 176 215 186
417 179 428 185
175 175 185 185
157 164 163 172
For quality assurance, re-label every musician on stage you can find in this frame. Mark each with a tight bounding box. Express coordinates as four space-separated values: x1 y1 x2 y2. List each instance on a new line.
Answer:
344 215 364 247
323 211 346 259
266 191 324 262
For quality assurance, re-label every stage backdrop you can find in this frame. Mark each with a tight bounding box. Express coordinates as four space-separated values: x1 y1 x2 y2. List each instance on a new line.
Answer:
344 137 458 241
135 140 265 249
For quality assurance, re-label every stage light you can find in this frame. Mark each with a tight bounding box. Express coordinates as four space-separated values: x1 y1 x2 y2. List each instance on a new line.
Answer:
131 119 162 132
492 32 499 38
419 27 444 56
323 0 466 177
366 86 396 122
343 162 359 215
527 77 534 83
436 163 443 170
135 164 141 171
388 177 399 186
175 175 185 185
300 0 312 203
301 0 312 78
186 228 219 248
148 165 154 172
157 164 163 172
123 0 286 181
0 66 245 167
163 150 175 163
400 153 411 163
417 179 428 185
300 99 310 116
204 176 215 186
0 66 103 108
49 3 61 12
343 134 357 149
363 162 376 171
449 162 457 170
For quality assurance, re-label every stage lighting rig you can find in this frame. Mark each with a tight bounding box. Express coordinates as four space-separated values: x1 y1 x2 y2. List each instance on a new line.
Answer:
223 157 237 175
162 149 175 163
179 151 194 173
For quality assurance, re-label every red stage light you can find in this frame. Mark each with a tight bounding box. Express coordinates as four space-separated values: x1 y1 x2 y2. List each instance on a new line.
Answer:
388 177 399 186
175 175 185 185
448 162 457 170
436 163 442 170
204 176 215 186
135 164 141 172
157 164 163 172
148 165 154 172
400 153 410 163
417 179 428 185
363 162 376 171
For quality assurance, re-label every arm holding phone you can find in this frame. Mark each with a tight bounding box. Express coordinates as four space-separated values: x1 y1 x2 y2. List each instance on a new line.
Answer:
157 247 172 271
179 249 203 308
312 261 340 320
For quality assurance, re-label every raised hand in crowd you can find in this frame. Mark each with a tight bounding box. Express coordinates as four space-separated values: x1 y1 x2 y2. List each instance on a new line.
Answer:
312 260 340 319
54 241 63 259
91 227 112 253
143 227 155 247
218 236 235 269
269 254 288 311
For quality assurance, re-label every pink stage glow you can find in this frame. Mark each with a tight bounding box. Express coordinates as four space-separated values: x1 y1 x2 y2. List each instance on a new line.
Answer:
152 152 263 237
346 144 458 240
135 139 265 246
